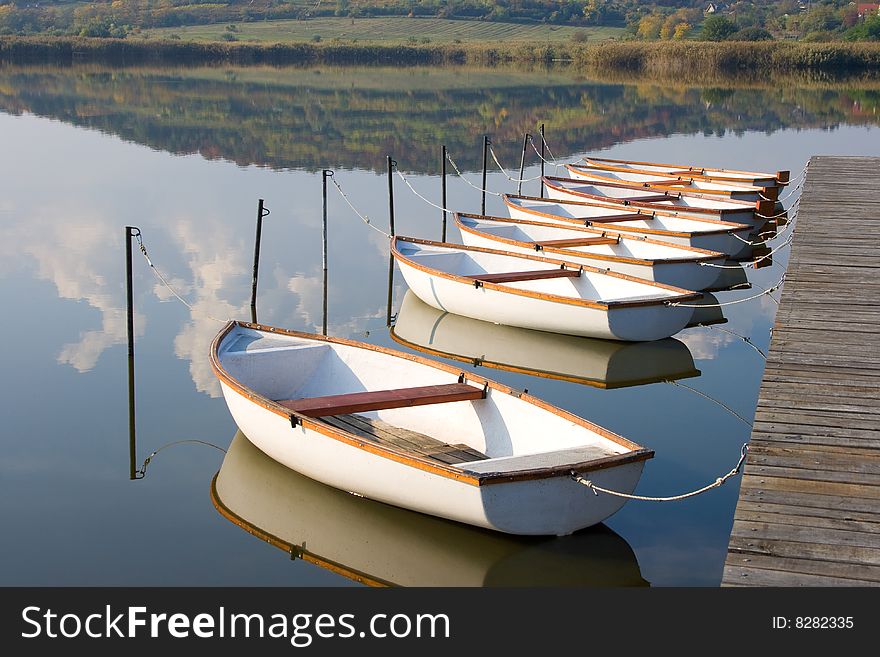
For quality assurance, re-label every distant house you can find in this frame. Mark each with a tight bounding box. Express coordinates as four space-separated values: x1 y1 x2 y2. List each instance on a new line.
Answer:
705 3 729 14
857 2 880 17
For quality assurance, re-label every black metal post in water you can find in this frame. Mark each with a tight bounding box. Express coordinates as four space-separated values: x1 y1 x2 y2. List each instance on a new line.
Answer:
540 123 546 197
250 199 269 324
387 155 397 326
481 135 490 215
125 226 139 481
517 132 531 196
441 144 448 242
322 170 333 336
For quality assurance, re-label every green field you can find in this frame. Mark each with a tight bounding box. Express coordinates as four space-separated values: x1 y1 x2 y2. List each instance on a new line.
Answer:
144 17 625 45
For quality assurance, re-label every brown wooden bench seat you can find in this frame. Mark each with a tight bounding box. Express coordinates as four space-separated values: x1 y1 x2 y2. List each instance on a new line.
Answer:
322 414 489 465
465 268 581 284
534 236 618 248
276 383 485 418
584 213 647 224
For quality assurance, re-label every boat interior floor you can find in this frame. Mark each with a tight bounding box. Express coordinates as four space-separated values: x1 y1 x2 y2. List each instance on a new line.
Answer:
320 414 489 466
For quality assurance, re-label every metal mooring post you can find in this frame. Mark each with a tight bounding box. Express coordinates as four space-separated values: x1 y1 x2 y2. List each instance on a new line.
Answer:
387 156 397 327
322 170 334 336
517 132 531 196
540 123 546 197
481 135 490 215
250 199 269 323
125 225 139 481
441 144 448 242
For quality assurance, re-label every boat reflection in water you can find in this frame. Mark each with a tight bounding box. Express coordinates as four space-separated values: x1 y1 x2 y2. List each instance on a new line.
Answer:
390 291 699 390
212 432 649 587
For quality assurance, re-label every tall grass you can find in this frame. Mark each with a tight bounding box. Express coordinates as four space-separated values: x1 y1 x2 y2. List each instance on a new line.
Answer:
2 37 880 76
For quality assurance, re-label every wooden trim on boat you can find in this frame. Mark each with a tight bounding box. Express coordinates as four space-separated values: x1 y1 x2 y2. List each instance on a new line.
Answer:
501 196 752 239
392 236 702 309
210 322 654 487
454 213 724 266
210 473 390 587
388 328 701 390
582 156 789 185
543 176 769 216
564 164 766 199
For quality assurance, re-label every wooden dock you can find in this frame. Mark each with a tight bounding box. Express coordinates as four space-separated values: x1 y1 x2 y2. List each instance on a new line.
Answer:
722 156 880 587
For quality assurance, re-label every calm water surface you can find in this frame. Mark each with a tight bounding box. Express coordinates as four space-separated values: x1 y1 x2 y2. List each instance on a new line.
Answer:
1 64 878 586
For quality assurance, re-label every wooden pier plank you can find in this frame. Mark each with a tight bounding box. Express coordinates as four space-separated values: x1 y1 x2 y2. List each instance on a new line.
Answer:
722 156 880 587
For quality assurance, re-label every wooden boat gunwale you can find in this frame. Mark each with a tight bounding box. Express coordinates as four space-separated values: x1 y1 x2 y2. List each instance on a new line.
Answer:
503 194 753 238
542 176 771 217
581 156 789 185
454 212 725 267
392 236 703 309
210 321 654 488
563 163 770 199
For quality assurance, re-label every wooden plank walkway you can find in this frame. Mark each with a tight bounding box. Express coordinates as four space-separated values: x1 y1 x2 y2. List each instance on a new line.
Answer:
722 156 880 587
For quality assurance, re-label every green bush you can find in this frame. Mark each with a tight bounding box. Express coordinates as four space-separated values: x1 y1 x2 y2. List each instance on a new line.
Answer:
701 16 737 42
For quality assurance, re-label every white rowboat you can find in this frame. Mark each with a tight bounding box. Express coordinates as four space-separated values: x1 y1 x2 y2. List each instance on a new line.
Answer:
543 175 770 226
455 212 726 291
564 163 771 202
503 194 753 257
211 321 654 536
581 156 789 190
213 432 649 586
391 291 700 389
392 237 699 341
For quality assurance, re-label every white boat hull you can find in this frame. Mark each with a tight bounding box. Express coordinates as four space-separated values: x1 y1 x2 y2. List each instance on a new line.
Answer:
544 183 760 226
459 229 722 291
219 381 644 536
505 203 748 257
396 258 693 342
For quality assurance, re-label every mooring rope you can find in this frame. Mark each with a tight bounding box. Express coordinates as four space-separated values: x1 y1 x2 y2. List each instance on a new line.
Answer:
445 151 504 197
395 169 456 214
731 198 800 247
330 178 393 239
571 443 748 502
135 232 228 323
696 323 768 359
666 273 785 308
488 145 543 183
528 135 566 171
762 174 805 203
700 233 794 270
665 379 754 427
135 439 227 479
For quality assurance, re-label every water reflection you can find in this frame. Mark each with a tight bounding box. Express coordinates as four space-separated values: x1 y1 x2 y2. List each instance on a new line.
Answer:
391 291 699 389
1 64 878 173
213 431 648 587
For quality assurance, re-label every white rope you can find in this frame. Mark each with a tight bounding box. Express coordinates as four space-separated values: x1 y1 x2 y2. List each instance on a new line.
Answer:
666 273 785 308
488 145 543 183
701 233 794 269
762 176 804 203
135 233 227 324
731 199 799 247
535 131 560 166
697 323 767 359
136 439 227 479
445 151 503 197
330 178 393 239
395 169 455 213
572 443 749 502
665 380 754 427
528 135 565 171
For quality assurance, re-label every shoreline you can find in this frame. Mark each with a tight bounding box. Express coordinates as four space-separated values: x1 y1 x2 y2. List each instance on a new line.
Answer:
2 37 880 77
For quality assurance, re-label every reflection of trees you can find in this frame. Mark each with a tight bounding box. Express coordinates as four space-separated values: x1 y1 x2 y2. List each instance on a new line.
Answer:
0 64 877 173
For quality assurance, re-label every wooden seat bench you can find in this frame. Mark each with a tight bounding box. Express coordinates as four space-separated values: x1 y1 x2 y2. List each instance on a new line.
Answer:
584 213 646 224
534 236 618 248
465 268 581 284
276 383 485 418
321 414 489 465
